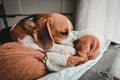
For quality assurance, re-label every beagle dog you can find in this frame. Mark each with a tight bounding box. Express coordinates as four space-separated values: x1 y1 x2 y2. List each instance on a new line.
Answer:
10 13 76 52
10 13 80 71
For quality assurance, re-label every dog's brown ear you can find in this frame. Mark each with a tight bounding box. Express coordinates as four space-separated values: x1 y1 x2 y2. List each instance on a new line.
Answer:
33 18 53 50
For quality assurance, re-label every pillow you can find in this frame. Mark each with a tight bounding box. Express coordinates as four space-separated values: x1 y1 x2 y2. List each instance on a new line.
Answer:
0 42 47 80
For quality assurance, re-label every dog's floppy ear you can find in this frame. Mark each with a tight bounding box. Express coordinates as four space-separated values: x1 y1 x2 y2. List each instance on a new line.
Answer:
33 18 53 50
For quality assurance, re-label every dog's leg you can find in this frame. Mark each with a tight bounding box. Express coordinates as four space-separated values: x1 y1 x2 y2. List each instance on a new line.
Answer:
46 52 82 71
46 52 69 66
46 52 69 71
18 35 44 51
48 43 76 55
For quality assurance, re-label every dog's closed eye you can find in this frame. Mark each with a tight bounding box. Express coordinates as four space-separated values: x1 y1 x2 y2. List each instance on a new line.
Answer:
60 32 68 35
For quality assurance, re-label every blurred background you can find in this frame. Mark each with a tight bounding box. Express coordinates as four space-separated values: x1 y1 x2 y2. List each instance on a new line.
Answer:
0 0 120 44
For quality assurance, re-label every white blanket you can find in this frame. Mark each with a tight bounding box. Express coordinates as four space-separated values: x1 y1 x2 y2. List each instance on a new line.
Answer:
38 29 111 80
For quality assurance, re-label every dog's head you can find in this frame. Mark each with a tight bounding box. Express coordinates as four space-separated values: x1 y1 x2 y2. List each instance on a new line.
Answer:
33 13 74 50
11 13 75 50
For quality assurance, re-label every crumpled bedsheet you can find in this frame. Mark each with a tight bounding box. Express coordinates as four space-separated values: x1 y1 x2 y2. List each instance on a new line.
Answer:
38 29 111 80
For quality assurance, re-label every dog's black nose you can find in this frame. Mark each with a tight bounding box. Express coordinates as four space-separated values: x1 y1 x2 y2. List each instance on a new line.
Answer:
73 39 80 46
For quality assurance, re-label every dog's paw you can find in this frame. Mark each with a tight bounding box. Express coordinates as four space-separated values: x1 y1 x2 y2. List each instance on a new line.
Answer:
67 56 82 66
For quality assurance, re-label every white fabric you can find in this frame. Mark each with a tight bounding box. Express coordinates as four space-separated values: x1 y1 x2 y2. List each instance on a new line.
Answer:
75 0 120 44
38 30 110 80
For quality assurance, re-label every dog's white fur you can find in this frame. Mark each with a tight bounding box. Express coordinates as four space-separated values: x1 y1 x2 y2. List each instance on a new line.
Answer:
18 35 44 51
